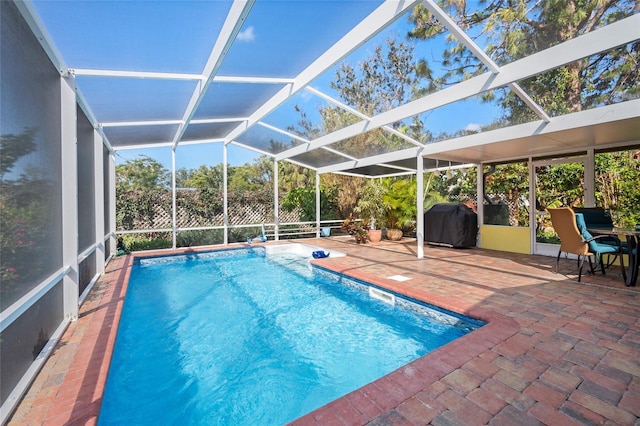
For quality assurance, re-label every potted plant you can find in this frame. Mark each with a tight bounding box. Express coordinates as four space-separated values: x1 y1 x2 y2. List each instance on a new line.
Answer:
382 179 417 241
354 180 387 243
342 214 369 244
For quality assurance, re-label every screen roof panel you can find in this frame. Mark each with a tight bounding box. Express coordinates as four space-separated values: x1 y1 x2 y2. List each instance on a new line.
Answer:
261 88 363 139
32 0 232 73
289 148 353 169
77 76 196 122
233 123 304 155
105 124 179 148
330 128 418 159
182 122 244 143
193 82 286 120
216 0 383 78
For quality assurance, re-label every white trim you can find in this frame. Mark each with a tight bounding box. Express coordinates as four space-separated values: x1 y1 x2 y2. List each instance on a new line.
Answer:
108 152 117 257
315 173 321 238
416 151 424 258
72 68 202 80
172 148 177 249
0 267 70 332
101 119 183 127
213 75 294 84
72 69 294 85
273 158 279 241
223 144 229 245
118 228 173 235
191 117 248 124
94 128 106 276
177 138 225 146
113 142 174 150
61 74 79 321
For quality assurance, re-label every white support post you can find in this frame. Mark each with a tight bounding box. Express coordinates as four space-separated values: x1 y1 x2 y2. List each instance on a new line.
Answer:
416 154 424 258
316 173 321 238
223 144 229 245
528 158 536 254
477 165 484 248
94 129 105 275
585 149 595 207
273 158 279 241
108 152 116 256
171 148 177 249
61 74 79 321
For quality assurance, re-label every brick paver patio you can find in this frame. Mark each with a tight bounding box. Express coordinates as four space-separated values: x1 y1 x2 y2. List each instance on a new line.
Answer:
8 238 640 425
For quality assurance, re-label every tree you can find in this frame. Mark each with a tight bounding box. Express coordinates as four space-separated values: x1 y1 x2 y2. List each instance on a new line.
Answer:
228 159 272 195
595 150 640 227
281 186 340 222
116 155 170 190
181 165 224 191
408 1 639 122
354 179 387 229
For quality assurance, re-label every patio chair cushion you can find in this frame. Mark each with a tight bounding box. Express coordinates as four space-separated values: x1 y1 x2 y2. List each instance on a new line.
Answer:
575 213 619 255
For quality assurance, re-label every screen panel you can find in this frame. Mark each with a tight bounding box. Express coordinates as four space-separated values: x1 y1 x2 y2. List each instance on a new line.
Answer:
1 0 64 311
0 282 63 405
77 106 96 252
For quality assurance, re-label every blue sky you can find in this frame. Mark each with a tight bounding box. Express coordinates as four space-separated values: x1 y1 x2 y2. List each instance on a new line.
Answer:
32 0 505 171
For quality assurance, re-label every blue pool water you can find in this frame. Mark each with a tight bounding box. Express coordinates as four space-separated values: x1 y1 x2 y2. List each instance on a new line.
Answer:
99 248 483 425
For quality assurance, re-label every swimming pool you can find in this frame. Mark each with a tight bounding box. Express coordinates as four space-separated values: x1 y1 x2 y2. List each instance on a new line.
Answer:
99 246 483 425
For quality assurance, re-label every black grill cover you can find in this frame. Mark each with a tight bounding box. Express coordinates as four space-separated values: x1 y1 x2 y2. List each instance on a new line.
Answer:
424 203 478 248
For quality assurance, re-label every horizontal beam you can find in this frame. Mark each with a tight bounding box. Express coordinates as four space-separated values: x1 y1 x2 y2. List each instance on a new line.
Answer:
73 69 294 85
101 120 183 127
419 98 640 158
72 69 202 80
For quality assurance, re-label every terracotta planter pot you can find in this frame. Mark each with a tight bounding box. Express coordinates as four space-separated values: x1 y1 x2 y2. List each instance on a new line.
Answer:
368 229 382 243
386 228 403 241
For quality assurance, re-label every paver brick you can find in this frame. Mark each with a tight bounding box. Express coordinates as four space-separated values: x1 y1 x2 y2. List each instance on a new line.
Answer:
494 369 530 392
467 388 506 415
569 390 636 425
619 391 640 417
442 369 483 394
523 380 567 408
539 367 582 394
528 402 583 426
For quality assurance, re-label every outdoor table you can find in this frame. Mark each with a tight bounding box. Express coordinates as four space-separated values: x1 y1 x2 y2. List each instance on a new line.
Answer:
588 227 640 287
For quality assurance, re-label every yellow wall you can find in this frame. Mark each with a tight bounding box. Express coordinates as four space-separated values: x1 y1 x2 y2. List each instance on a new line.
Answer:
480 226 531 254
